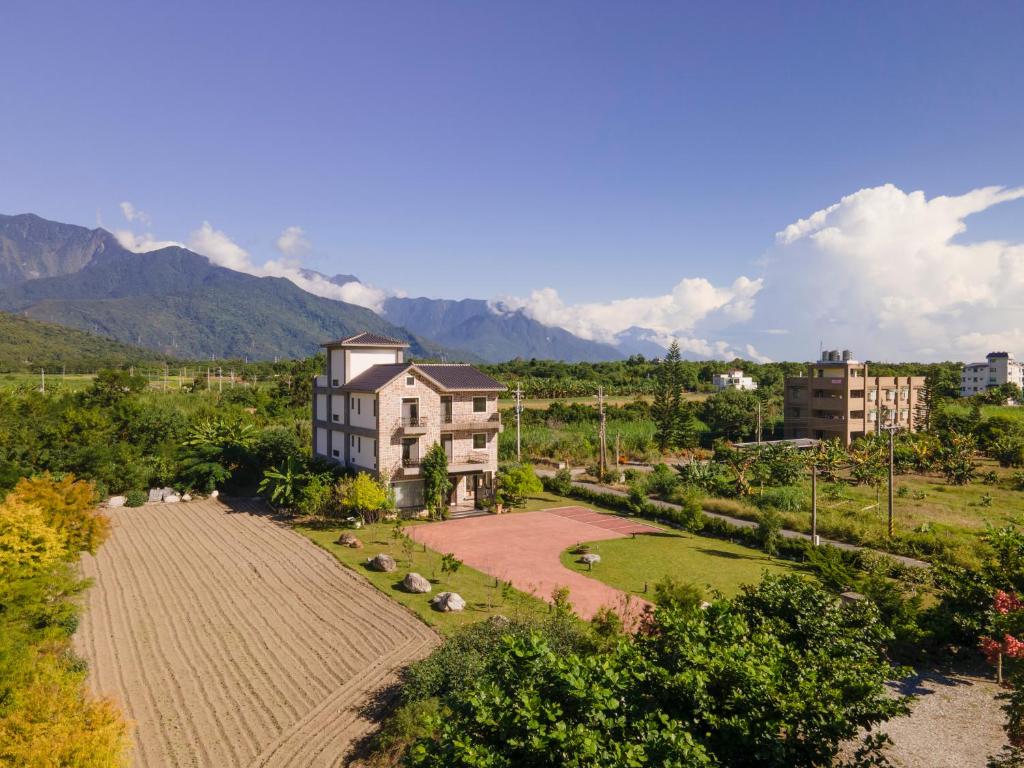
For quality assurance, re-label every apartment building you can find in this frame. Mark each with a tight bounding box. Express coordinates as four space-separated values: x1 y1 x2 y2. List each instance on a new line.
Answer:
312 332 505 510
783 350 926 446
712 369 758 391
961 351 1024 397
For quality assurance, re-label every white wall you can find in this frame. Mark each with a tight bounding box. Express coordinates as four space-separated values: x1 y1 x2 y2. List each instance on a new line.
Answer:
349 394 377 429
315 427 327 457
349 434 376 470
329 428 344 460
330 394 346 424
329 349 346 387
349 349 400 381
315 394 327 421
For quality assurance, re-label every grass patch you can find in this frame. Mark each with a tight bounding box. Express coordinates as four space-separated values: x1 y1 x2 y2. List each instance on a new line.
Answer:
296 520 553 635
560 528 806 599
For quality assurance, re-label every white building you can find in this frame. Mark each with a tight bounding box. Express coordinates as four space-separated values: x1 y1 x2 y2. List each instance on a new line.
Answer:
960 352 1024 397
713 369 758 391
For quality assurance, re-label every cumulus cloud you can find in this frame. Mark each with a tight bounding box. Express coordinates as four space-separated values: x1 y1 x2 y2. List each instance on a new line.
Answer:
113 229 183 253
756 183 1024 360
493 276 762 357
275 226 311 259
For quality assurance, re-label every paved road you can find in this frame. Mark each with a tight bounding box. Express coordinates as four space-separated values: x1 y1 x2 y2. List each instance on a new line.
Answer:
535 469 929 569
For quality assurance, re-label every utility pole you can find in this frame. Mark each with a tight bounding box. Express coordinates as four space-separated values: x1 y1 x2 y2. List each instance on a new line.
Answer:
756 400 762 446
615 432 621 472
40 368 45 394
514 383 523 462
811 461 818 546
597 386 607 479
207 367 211 391
879 418 901 538
218 367 223 393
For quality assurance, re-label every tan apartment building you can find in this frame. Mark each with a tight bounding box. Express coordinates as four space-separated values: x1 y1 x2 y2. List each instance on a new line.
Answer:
783 350 926 446
312 332 506 510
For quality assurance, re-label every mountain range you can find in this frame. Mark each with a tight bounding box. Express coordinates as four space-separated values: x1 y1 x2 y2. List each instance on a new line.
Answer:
0 212 643 362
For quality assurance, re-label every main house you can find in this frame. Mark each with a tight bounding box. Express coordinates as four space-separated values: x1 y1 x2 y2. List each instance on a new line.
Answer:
782 349 926 446
312 332 505 510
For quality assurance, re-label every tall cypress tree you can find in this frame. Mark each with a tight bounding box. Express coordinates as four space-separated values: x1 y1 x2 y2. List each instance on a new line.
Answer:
653 340 683 451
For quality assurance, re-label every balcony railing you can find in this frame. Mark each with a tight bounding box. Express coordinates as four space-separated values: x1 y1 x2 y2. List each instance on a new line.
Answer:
395 416 428 434
450 412 502 429
402 457 422 467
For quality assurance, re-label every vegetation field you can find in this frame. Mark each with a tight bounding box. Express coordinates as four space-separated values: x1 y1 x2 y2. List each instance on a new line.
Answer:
559 528 806 599
298 519 553 634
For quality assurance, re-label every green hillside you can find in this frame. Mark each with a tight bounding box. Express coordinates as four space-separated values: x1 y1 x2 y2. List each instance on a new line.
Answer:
0 311 172 372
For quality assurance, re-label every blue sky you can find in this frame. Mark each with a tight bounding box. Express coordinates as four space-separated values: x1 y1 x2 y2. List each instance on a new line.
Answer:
2 2 1023 360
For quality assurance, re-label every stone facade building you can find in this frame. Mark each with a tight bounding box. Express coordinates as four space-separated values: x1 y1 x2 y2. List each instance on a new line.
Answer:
312 332 505 509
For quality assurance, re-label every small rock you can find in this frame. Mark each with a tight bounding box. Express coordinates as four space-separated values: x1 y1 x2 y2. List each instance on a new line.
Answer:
336 533 363 548
148 488 163 503
210 489 220 498
367 553 397 572
383 512 398 522
107 495 126 508
580 553 601 565
415 509 430 519
181 493 192 502
430 591 466 612
164 494 181 503
402 572 432 593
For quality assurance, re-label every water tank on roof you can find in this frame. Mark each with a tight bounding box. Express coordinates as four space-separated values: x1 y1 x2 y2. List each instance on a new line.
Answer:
842 349 852 361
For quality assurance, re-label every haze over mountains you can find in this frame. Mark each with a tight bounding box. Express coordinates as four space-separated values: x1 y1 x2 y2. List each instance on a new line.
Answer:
0 213 633 362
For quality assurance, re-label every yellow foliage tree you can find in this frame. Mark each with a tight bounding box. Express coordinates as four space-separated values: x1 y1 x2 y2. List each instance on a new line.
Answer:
6 475 110 555
0 500 66 580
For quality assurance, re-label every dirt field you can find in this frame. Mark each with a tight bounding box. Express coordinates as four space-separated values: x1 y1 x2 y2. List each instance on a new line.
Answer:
408 506 657 621
74 498 437 768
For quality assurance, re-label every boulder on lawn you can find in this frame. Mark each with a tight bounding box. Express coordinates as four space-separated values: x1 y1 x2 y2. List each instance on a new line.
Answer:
430 591 466 612
402 572 432 594
148 488 163 503
580 553 601 565
163 493 181 503
367 553 397 572
336 533 363 549
107 496 126 508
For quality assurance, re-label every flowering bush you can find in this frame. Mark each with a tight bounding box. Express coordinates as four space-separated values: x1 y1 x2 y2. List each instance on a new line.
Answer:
982 590 1024 755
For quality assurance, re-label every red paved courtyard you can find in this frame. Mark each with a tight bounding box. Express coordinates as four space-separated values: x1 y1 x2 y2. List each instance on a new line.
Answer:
408 506 657 620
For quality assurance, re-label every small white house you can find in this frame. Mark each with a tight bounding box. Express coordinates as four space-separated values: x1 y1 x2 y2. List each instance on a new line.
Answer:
961 352 1024 397
713 369 758 391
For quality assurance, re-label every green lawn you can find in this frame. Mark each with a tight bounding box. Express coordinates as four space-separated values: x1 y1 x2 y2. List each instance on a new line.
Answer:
697 458 1024 566
559 528 806 600
296 519 553 635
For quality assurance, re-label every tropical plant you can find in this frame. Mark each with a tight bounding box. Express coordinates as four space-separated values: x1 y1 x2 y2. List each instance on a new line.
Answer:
257 456 308 509
939 431 978 485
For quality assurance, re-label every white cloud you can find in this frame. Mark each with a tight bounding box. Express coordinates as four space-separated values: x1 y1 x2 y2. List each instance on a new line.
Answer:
186 222 389 312
756 183 1024 360
119 201 151 227
113 229 183 253
493 275 762 358
275 226 311 259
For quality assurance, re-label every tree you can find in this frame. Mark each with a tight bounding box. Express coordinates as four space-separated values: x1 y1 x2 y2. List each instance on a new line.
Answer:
652 340 684 451
497 463 543 508
939 431 978 485
700 388 759 442
257 456 309 509
0 499 66 580
338 472 389 523
421 442 452 520
6 474 109 555
84 368 148 406
407 574 908 768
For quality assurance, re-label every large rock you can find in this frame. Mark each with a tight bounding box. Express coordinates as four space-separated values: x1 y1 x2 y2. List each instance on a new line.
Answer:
367 553 397 572
402 572 431 594
181 493 193 502
148 488 163 503
107 495 126 508
336 533 363 549
163 493 181 503
159 487 176 501
430 591 466 612
580 553 601 565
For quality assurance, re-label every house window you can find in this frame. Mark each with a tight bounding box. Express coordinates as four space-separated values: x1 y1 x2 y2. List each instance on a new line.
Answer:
332 378 339 387
358 436 362 451
332 413 340 422
332 449 340 458
473 433 487 450
406 375 415 386
372 399 377 417
473 397 487 413
350 434 355 447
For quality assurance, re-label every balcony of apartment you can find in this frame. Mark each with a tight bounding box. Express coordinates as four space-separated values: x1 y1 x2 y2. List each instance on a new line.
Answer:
448 451 493 473
394 416 428 436
396 457 422 478
811 410 847 422
442 411 504 432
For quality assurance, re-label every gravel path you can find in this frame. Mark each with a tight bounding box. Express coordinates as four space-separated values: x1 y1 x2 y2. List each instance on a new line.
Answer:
74 498 437 768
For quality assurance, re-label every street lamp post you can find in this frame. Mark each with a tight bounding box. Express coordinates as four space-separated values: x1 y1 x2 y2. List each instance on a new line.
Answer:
879 417 901 538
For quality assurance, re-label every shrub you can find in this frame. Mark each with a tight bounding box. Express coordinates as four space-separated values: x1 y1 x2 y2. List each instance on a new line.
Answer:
645 463 679 498
548 467 574 496
752 485 806 513
296 473 336 517
496 463 543 508
338 472 390 524
6 474 110 555
652 575 704 612
124 489 147 508
756 507 783 557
